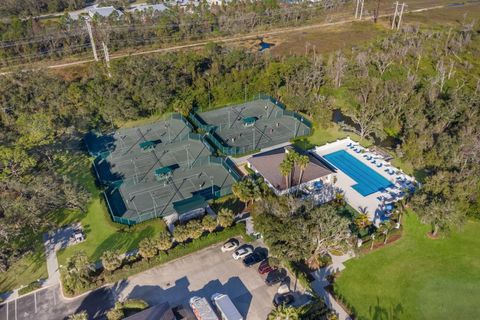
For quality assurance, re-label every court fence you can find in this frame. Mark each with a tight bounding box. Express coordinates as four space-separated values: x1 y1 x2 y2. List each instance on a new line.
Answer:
188 94 312 156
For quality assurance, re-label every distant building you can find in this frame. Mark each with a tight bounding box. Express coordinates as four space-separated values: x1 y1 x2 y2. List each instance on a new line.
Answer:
247 146 334 196
128 3 168 14
88 5 123 19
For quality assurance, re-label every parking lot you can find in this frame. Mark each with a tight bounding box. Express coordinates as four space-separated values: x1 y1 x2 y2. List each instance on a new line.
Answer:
0 285 113 320
114 239 309 320
0 239 308 320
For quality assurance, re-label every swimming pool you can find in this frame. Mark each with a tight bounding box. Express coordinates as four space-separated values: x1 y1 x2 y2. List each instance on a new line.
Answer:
323 150 393 196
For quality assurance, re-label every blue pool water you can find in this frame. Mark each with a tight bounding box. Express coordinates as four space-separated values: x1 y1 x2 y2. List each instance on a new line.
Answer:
323 150 393 196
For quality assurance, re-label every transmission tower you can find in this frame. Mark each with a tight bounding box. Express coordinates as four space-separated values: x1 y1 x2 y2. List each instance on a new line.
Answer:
85 19 99 61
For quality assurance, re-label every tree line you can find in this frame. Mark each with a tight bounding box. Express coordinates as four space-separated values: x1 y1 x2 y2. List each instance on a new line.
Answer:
0 0 349 67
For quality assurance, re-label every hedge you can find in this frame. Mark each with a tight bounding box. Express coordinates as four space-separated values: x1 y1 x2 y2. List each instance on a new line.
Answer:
18 280 42 296
121 299 149 310
64 222 248 297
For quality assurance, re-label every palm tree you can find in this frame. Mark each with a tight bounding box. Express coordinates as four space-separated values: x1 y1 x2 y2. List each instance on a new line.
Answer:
232 180 251 204
268 304 301 320
156 231 172 252
296 154 310 186
100 250 122 272
187 220 203 239
370 233 376 251
380 220 393 244
68 311 88 320
280 158 293 189
138 238 158 260
217 208 234 228
173 225 190 243
201 215 218 232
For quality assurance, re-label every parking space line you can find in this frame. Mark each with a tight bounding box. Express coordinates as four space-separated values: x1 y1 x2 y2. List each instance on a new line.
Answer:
6 301 8 320
14 299 16 320
34 292 37 313
53 289 56 305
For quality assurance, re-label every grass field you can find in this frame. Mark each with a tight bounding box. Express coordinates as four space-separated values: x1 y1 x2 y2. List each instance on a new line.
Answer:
54 154 168 266
294 123 372 151
0 236 47 294
334 213 480 320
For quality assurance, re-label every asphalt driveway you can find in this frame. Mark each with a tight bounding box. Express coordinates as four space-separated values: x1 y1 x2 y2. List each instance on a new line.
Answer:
0 239 309 320
0 285 113 320
113 240 298 320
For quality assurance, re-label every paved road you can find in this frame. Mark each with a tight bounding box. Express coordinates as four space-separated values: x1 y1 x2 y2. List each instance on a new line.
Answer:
0 285 113 320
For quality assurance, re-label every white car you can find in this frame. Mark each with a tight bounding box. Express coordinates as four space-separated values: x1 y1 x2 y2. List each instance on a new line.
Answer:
232 247 253 260
221 239 239 252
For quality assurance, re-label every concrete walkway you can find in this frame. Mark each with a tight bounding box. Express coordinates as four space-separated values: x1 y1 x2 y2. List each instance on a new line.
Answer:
310 252 354 320
0 224 80 304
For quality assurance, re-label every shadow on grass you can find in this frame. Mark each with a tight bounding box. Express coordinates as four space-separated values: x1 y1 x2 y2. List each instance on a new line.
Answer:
90 225 158 262
211 197 245 215
335 294 404 320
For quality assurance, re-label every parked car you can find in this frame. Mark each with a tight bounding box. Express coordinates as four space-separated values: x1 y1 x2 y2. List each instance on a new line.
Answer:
221 239 239 252
265 269 287 286
232 247 253 260
273 293 295 307
242 252 267 267
258 259 276 275
277 284 290 295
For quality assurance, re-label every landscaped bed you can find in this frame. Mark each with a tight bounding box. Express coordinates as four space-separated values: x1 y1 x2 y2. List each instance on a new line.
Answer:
334 213 480 319
61 222 251 297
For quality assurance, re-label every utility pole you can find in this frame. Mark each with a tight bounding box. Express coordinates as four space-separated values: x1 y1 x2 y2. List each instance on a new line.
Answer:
392 2 406 30
355 0 364 20
391 2 399 29
397 2 406 30
102 41 111 77
85 19 98 61
373 0 381 23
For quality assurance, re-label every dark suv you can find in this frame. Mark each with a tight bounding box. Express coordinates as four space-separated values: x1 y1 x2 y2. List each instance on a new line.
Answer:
265 268 288 286
242 252 267 267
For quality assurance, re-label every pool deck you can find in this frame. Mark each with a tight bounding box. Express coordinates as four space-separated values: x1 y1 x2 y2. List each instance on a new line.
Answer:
312 138 414 224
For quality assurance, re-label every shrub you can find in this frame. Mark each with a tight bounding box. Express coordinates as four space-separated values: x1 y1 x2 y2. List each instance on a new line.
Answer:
138 238 158 260
106 308 124 320
156 231 172 252
173 225 190 242
202 215 218 232
187 220 203 239
122 299 149 310
18 280 41 296
101 250 123 272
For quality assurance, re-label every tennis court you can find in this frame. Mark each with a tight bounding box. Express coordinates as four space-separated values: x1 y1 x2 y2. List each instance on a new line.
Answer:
323 150 393 196
85 115 240 225
192 97 311 155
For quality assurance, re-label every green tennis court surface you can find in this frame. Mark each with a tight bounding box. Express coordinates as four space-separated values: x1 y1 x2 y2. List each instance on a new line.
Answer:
85 115 240 225
191 97 311 156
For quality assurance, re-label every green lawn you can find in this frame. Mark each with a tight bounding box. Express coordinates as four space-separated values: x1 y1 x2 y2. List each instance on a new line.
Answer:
54 154 167 266
0 235 48 294
334 213 480 320
294 123 372 151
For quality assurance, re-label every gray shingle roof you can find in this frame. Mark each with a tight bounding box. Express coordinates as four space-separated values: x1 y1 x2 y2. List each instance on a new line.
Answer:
248 147 333 191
